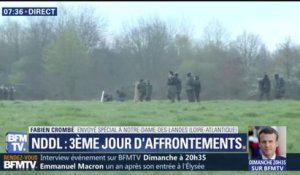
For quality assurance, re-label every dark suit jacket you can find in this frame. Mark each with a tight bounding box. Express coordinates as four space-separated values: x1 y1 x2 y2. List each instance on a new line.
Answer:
254 155 286 160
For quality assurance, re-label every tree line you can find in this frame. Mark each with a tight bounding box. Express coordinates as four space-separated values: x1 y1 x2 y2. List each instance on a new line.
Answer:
1 6 300 100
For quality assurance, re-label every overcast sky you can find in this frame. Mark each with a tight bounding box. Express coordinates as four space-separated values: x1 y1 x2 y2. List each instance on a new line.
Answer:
1 1 300 52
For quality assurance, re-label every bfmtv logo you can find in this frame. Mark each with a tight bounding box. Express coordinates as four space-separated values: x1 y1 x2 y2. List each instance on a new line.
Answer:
6 132 27 153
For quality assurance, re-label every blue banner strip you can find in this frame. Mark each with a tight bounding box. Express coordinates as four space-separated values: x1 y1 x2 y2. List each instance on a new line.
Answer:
2 7 57 16
28 133 247 153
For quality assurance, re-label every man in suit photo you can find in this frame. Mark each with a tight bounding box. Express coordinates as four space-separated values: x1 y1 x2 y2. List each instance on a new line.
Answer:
256 127 286 160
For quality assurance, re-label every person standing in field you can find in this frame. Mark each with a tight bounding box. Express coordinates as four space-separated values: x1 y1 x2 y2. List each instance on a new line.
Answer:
167 71 176 103
9 86 16 100
145 80 153 101
185 72 195 102
173 73 182 101
274 74 285 99
137 79 146 101
194 75 201 102
259 74 271 101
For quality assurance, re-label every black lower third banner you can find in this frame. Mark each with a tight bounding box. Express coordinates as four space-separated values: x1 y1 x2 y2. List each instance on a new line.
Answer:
1 153 300 171
1 153 247 171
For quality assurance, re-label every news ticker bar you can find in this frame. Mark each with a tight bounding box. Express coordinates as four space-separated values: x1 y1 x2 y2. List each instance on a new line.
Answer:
28 133 247 152
2 7 57 16
1 153 299 171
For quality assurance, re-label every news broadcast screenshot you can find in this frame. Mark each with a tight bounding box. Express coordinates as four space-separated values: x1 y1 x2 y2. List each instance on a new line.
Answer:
0 1 300 174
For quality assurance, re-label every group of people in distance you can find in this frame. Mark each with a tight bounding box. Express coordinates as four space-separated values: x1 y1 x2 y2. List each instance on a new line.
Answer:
167 71 201 103
0 85 16 100
102 71 287 102
258 73 285 101
134 79 153 102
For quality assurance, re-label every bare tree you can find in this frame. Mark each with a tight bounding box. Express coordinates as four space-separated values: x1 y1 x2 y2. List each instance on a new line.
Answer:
0 19 22 83
202 19 230 49
274 37 296 79
54 4 107 51
122 17 173 78
234 31 262 72
77 6 107 50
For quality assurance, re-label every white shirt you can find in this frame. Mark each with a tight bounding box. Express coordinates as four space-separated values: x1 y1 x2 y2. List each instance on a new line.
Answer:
262 154 276 160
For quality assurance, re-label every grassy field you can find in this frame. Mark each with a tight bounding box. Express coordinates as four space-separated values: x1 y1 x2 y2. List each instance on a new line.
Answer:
0 100 299 174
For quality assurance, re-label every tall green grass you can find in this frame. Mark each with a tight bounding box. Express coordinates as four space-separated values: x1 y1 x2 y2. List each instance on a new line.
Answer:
0 100 299 174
